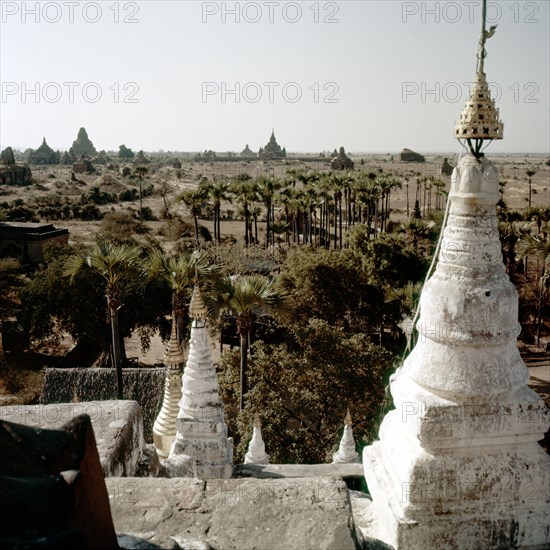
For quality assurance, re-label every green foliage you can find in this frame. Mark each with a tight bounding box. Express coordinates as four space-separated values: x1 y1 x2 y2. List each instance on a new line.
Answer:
19 244 170 362
100 211 141 243
219 319 396 464
118 144 135 159
82 186 117 205
348 230 427 289
0 258 25 324
119 189 138 201
279 247 384 333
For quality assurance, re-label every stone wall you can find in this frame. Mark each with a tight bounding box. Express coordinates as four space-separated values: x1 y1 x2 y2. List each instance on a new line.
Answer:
41 368 165 442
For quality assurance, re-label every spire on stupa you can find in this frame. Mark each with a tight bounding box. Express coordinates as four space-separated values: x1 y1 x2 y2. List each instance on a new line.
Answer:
244 414 270 465
454 0 503 156
189 283 208 321
332 409 360 464
153 316 184 458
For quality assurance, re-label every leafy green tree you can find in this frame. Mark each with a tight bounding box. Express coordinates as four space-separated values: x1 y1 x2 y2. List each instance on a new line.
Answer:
118 144 135 159
209 274 287 411
63 242 143 399
218 319 395 463
279 247 384 333
348 230 427 290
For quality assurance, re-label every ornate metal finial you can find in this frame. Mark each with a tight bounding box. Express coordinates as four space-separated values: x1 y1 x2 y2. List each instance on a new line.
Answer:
164 315 185 366
455 0 503 156
344 408 352 426
189 284 208 321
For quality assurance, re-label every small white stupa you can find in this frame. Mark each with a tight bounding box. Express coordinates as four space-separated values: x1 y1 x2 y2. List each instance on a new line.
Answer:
152 316 184 458
244 414 270 465
167 284 233 479
332 409 360 464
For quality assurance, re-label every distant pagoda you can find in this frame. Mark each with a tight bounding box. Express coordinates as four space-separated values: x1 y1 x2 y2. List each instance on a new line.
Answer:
69 127 97 157
28 138 59 165
240 144 257 158
258 131 286 160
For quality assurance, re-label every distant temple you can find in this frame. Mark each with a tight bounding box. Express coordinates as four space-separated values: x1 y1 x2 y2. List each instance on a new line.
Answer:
28 138 59 165
399 148 425 163
331 147 354 170
258 131 286 160
69 127 97 157
72 154 95 174
240 144 257 158
0 147 32 186
133 150 150 165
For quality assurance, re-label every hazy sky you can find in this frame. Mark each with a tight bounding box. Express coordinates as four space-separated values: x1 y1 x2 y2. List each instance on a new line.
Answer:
1 0 548 154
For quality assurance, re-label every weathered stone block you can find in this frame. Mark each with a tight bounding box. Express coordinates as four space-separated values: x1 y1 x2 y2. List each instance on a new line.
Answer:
0 401 144 476
107 476 361 550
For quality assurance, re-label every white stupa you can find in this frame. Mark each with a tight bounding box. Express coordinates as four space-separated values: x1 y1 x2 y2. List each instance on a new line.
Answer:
244 414 270 465
167 284 233 478
332 409 360 464
152 316 184 458
362 6 550 547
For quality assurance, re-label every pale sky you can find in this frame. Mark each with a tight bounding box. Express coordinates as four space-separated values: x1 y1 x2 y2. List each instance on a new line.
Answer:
1 0 548 154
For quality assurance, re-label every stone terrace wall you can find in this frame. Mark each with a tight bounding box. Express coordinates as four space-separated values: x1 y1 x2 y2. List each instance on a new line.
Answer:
41 368 165 442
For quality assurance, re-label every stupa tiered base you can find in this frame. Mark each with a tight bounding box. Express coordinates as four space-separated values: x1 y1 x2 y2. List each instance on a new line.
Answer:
363 155 550 549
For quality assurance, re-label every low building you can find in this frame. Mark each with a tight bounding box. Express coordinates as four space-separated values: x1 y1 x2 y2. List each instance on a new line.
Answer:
0 222 69 263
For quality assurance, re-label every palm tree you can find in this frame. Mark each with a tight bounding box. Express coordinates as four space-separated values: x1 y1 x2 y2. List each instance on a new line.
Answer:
63 242 142 399
146 249 217 344
519 230 550 346
230 177 257 246
201 176 231 243
499 221 526 277
257 176 283 248
526 169 536 208
178 188 207 244
209 275 287 411
400 219 432 253
133 165 148 221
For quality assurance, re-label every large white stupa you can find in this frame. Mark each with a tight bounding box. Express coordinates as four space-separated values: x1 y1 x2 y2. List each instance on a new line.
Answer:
362 3 550 547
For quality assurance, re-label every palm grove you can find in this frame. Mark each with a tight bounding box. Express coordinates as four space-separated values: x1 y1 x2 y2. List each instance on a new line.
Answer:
2 163 548 463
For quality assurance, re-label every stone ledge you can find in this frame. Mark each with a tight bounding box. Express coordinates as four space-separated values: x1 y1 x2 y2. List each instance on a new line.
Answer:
234 463 364 480
0 401 144 477
107 476 361 550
